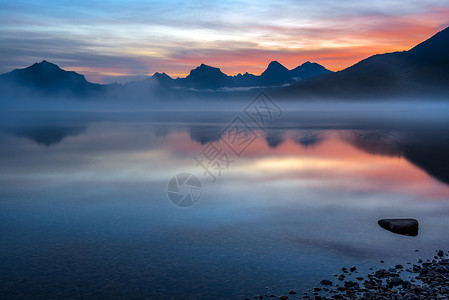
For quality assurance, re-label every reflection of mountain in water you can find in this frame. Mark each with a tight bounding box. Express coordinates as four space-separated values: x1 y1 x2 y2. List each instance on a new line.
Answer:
10 125 87 147
341 131 405 157
293 130 326 148
188 126 223 145
342 130 449 185
265 130 285 148
403 133 449 186
152 125 171 138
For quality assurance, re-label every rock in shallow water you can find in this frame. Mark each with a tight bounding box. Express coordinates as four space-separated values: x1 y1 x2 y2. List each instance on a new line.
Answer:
378 218 419 236
320 280 333 285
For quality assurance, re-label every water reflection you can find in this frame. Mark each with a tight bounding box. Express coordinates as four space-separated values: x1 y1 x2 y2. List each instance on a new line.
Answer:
1 112 449 299
343 130 449 185
264 130 285 148
4 124 87 147
292 130 326 148
188 125 223 145
2 115 448 187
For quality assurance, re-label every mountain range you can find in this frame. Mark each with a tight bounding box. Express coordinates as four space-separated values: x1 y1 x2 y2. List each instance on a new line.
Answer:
280 26 449 99
0 26 448 101
0 60 105 98
0 59 331 99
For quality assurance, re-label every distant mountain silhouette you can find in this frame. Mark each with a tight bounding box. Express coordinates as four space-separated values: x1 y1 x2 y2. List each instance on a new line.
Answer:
281 26 449 98
180 61 332 89
0 60 104 98
290 61 333 80
231 72 259 87
181 64 230 89
158 61 331 90
152 72 175 88
0 60 331 99
123 71 176 97
260 61 292 85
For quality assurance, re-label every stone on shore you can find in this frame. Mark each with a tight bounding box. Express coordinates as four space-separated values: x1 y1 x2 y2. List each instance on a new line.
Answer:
320 280 333 285
378 218 419 236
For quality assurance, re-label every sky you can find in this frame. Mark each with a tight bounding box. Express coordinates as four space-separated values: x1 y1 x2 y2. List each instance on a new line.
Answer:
0 0 448 84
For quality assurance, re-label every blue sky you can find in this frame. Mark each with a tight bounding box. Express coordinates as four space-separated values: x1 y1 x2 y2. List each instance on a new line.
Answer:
1 0 448 83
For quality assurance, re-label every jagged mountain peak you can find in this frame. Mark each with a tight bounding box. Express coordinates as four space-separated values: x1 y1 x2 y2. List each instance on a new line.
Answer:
187 63 227 79
25 60 65 72
196 63 219 70
153 72 172 79
183 63 229 89
263 61 289 74
0 60 101 98
290 61 332 79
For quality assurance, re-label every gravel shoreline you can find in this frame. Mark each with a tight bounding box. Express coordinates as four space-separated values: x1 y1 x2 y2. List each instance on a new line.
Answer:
246 250 449 300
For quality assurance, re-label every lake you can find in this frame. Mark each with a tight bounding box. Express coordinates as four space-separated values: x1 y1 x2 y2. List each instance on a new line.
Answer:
1 107 449 299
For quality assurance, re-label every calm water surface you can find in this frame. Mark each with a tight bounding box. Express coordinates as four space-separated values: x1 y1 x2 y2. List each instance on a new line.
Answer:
1 111 449 299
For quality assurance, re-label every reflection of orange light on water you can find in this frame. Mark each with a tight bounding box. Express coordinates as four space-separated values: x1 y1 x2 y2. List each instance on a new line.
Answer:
253 157 345 170
160 130 449 200
243 134 449 200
